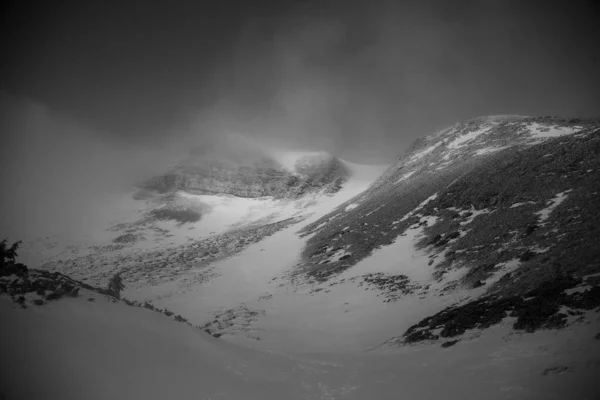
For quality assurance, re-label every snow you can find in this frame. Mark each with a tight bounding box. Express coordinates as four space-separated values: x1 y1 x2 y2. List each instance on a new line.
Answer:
344 216 438 283
124 161 391 352
396 193 439 223
482 259 522 286
137 206 453 354
3 277 599 399
345 203 359 211
0 297 355 400
17 192 146 267
474 146 509 156
536 190 571 223
395 171 416 184
527 123 583 139
447 126 494 149
3 146 600 399
418 192 438 208
408 142 441 162
510 201 536 209
329 248 351 262
460 207 492 226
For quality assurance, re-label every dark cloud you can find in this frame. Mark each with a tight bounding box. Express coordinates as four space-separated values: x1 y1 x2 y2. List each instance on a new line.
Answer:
1 1 600 240
0 93 187 241
2 0 599 161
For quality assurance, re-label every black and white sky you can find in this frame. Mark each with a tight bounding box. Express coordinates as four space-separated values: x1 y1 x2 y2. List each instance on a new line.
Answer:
1 0 600 239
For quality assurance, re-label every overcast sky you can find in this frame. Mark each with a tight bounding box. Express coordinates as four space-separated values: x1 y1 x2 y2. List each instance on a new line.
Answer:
1 0 600 242
3 0 600 158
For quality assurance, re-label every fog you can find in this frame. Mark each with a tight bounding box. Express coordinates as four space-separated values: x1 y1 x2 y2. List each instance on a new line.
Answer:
1 0 599 242
0 94 189 241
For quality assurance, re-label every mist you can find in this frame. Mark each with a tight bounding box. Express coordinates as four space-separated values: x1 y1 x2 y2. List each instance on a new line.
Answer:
2 0 600 241
193 0 600 161
0 94 187 241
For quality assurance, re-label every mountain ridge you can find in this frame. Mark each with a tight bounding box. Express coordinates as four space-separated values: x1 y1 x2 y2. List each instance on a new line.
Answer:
138 147 349 200
296 115 599 280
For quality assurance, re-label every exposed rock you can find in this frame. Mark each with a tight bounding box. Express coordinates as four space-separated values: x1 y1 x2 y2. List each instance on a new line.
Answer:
140 151 349 200
542 366 572 376
400 274 600 345
441 339 460 348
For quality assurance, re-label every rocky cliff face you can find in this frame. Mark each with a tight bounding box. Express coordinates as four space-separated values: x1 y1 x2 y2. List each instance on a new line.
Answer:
139 150 349 199
297 115 600 281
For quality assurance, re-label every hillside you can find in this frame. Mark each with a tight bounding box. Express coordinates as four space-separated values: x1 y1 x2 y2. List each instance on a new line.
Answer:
294 115 600 346
2 261 599 399
139 144 349 200
3 115 600 399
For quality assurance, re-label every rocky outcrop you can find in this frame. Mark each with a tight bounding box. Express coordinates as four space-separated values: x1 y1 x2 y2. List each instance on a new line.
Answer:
139 151 348 199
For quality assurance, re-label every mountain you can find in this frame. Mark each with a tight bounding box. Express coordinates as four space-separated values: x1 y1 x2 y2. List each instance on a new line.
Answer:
293 115 600 346
3 116 600 399
2 240 599 400
137 138 349 200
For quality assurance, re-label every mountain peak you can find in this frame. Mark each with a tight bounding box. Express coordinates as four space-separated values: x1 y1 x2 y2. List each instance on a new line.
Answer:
408 115 589 165
138 145 348 199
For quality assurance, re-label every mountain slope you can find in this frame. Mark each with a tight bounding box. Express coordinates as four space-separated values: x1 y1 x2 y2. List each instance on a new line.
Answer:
289 115 600 347
297 116 598 281
5 115 600 399
139 145 349 200
2 284 599 400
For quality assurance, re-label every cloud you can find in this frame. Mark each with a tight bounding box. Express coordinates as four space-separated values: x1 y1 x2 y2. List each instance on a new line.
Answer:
179 0 600 163
3 1 598 167
0 93 186 240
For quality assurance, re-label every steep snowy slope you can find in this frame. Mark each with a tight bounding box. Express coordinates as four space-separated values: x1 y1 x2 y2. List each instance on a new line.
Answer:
32 158 384 295
2 276 599 400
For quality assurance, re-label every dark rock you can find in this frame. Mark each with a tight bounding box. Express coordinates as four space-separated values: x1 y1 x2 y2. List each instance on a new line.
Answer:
519 250 536 262
524 225 538 236
429 234 443 245
174 314 188 323
542 366 571 376
446 231 460 240
441 339 460 348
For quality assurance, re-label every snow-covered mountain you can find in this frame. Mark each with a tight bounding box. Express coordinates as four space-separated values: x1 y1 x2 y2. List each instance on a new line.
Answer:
3 116 600 399
139 139 348 199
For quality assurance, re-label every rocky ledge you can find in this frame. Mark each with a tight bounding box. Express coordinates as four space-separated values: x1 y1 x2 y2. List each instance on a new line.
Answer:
137 151 349 200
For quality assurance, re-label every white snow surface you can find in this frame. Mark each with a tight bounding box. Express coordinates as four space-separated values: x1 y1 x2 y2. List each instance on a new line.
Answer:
474 146 509 156
6 150 600 399
447 126 494 149
344 203 359 211
409 142 441 161
127 161 395 353
2 294 599 399
527 123 583 139
395 170 416 183
510 201 536 209
536 190 571 223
